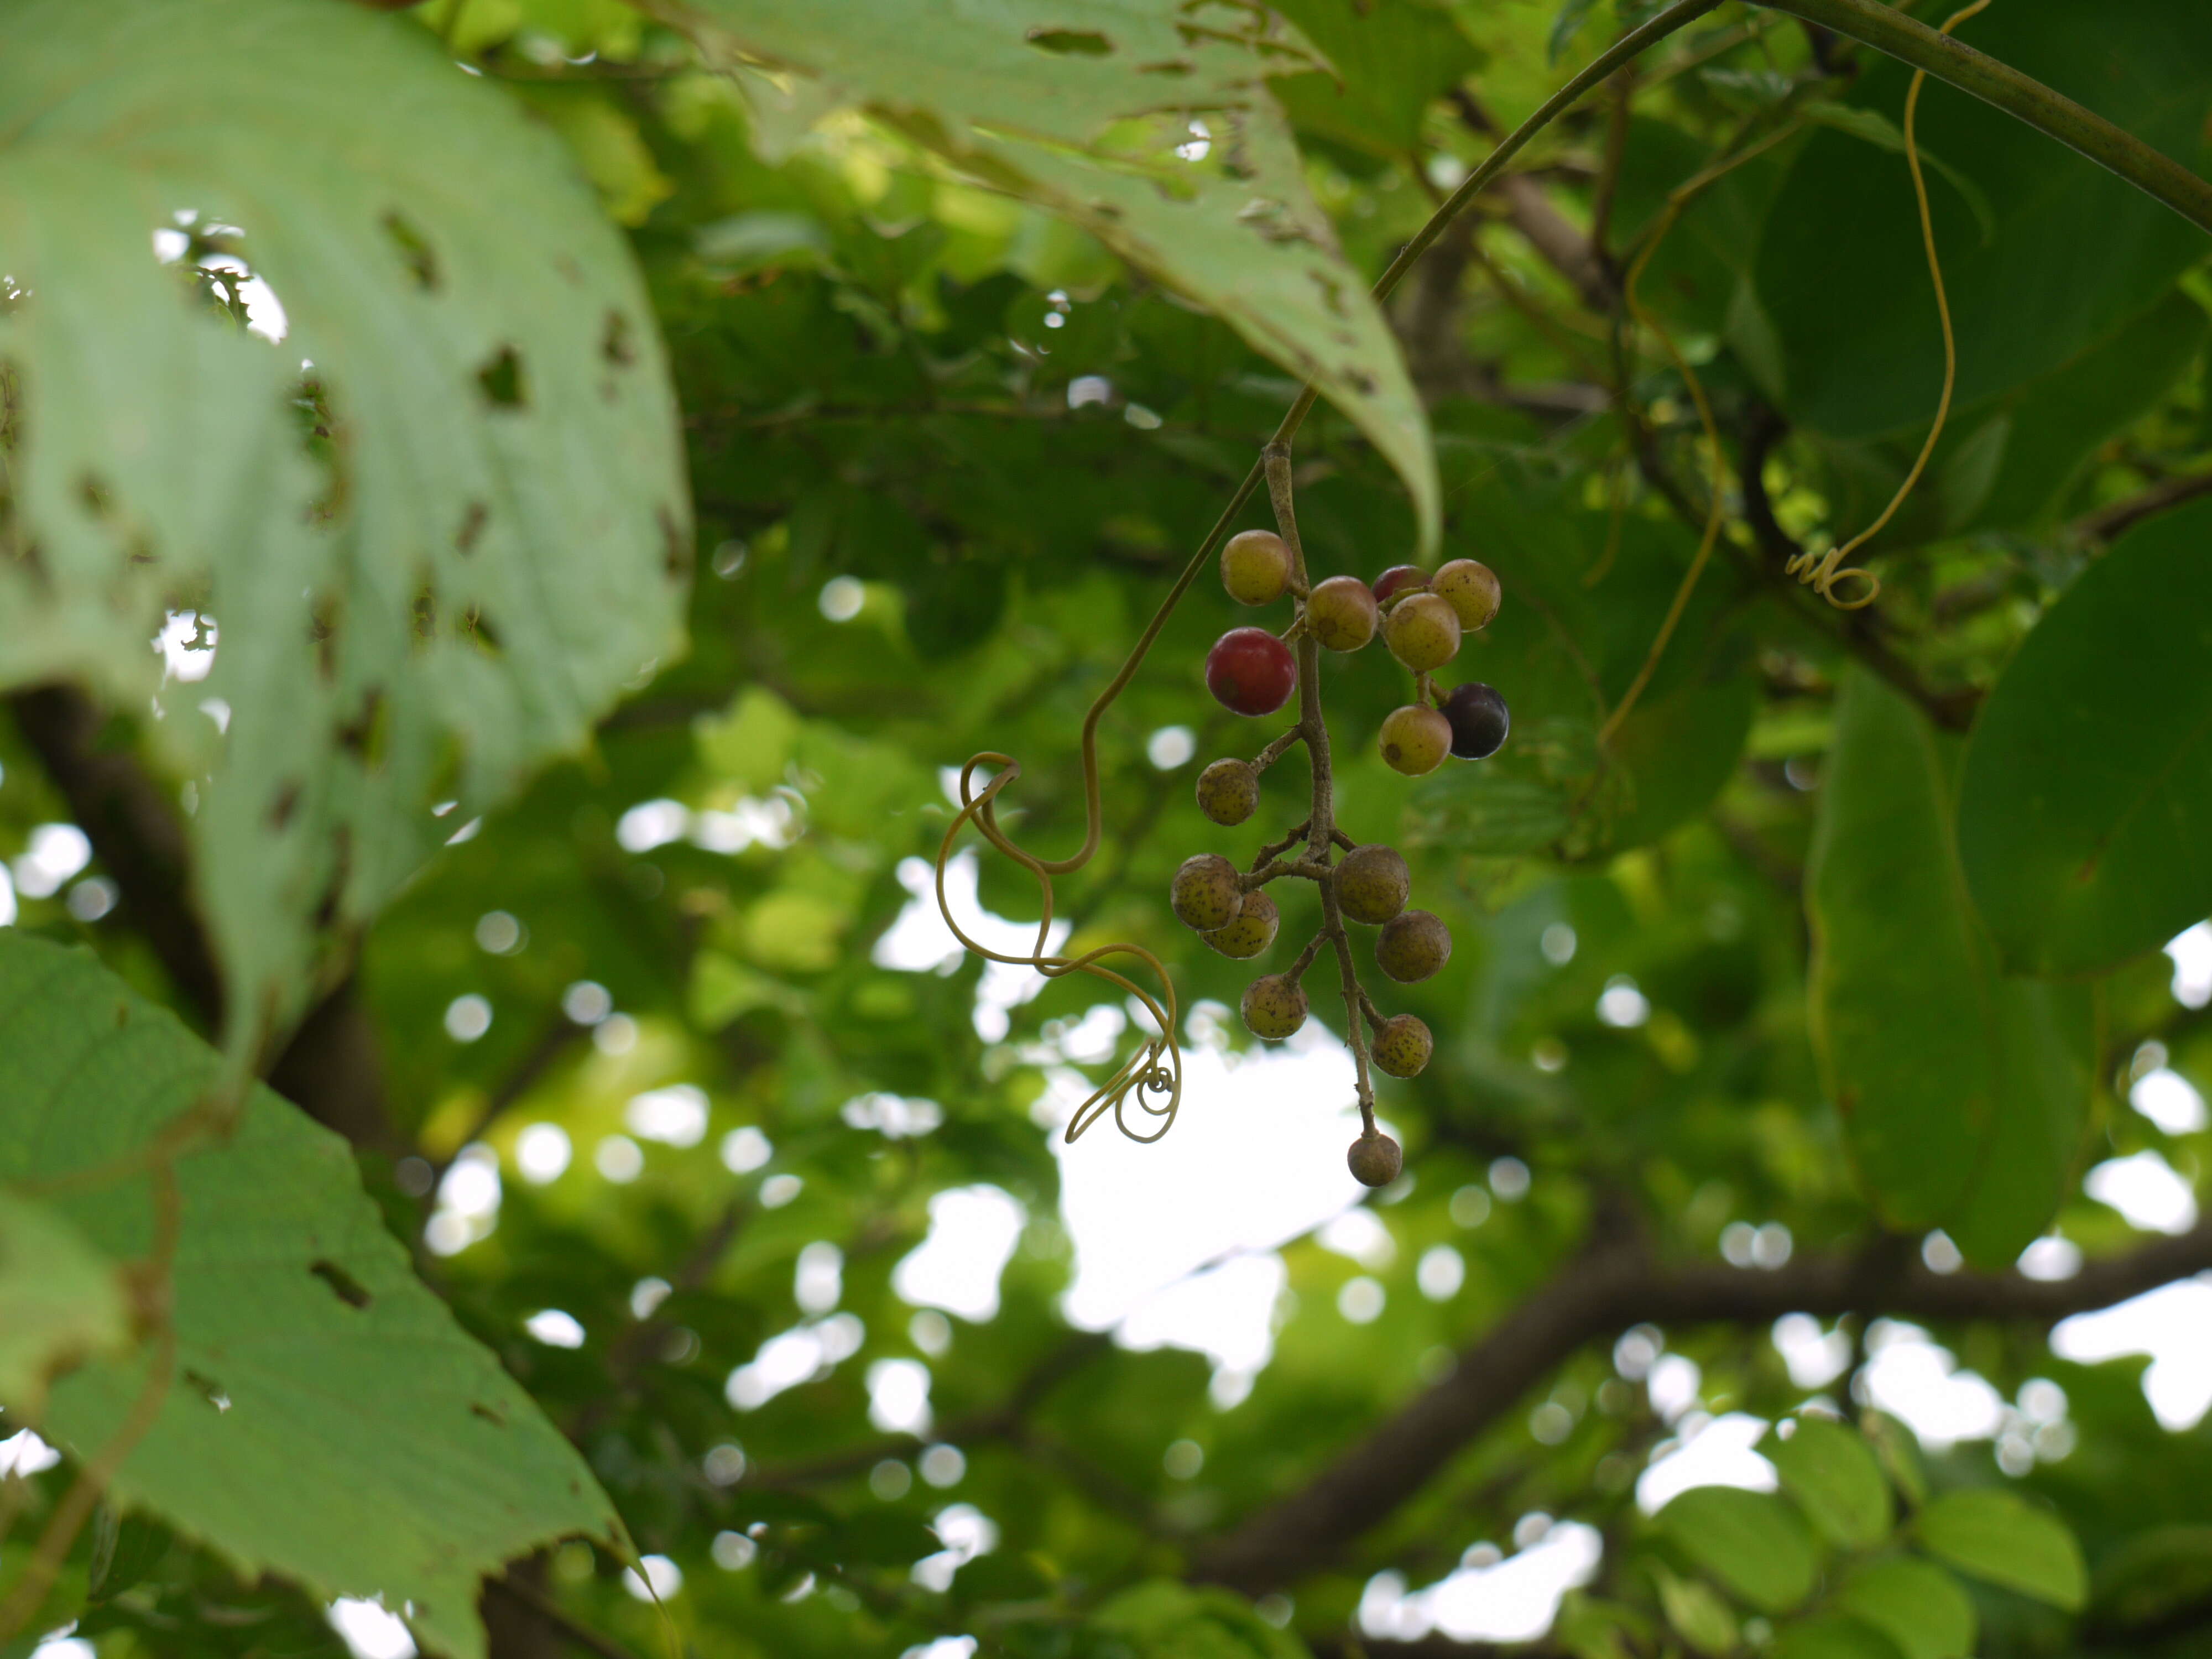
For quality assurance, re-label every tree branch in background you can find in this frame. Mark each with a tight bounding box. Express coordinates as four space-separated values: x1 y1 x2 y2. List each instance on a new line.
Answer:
1447 88 1619 313
2072 467 2212 544
1198 1214 2212 1592
483 1569 644 1659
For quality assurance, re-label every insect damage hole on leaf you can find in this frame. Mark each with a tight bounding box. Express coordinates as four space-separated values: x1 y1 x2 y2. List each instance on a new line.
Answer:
600 309 635 367
309 1259 372 1310
1025 27 1113 56
380 210 439 291
475 345 526 409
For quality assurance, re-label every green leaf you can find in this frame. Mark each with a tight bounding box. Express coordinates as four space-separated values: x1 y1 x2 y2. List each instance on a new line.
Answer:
1805 671 2094 1264
1270 0 1482 157
1834 1557 1979 1659
1959 497 2212 974
1752 1 2212 439
2090 1524 2212 1632
1799 102 1995 245
1086 1579 1306 1659
0 1190 129 1420
1916 1488 2088 1610
1770 1615 1910 1659
1766 1417 1892 1550
0 0 688 1052
664 0 1440 552
0 932 619 1659
1657 1486 1822 1614
1653 1564 1739 1655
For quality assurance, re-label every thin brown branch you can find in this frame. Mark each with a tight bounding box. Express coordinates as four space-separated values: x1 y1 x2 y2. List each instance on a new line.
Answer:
1197 1214 2212 1593
429 1018 586 1182
2072 467 2212 544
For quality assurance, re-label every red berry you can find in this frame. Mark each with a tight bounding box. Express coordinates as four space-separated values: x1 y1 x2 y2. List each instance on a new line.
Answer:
1206 628 1296 716
1372 565 1429 605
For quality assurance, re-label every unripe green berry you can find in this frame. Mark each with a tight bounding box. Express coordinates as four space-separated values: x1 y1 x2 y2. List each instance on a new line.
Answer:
1220 529 1293 606
1171 853 1244 933
1379 703 1451 776
1197 758 1260 826
1333 843 1410 926
1347 1131 1404 1187
1241 973 1308 1041
1432 558 1501 631
1383 592 1462 674
1203 888 1279 959
1376 908 1452 983
1371 1014 1432 1078
1306 575 1378 651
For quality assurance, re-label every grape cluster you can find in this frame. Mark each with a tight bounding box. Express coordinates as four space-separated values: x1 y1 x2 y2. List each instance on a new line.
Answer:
1171 528 1511 1186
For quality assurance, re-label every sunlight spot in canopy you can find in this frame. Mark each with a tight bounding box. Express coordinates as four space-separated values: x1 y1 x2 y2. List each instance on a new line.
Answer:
2017 1235 2082 1281
795 1242 843 1314
616 798 687 853
562 980 613 1025
760 1172 804 1207
1596 974 1648 1027
1338 1276 1386 1324
592 1013 639 1055
515 1123 571 1184
626 1084 709 1147
920 1443 966 1487
867 1358 932 1435
1418 1245 1466 1301
726 1313 865 1411
0 1431 60 1477
1540 922 1576 964
901 1640 977 1659
2167 921 2212 1009
430 1144 500 1259
32 1639 91 1659
2054 1275 2212 1430
1854 1321 2003 1448
912 1505 997 1593
2132 1067 2208 1134
721 1126 773 1173
893 1186 1026 1322
1637 1413 1776 1512
2086 1150 2199 1234
13 823 91 900
524 1310 585 1349
1358 1522 1603 1645
327 1600 416 1659
443 994 492 1042
1044 1022 1369 1389
842 1092 943 1138
711 1530 757 1568
154 609 218 683
1318 1207 1395 1270
623 1556 682 1602
876 854 1069 1041
1146 725 1194 769
631 1277 671 1319
1646 1354 1702 1422
818 576 865 622
0 866 15 927
1067 375 1113 409
1772 1313 1851 1389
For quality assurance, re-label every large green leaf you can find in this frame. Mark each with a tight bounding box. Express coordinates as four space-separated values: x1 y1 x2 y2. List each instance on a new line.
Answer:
0 932 619 1659
1834 1558 1977 1659
654 0 1439 550
1751 0 2212 439
1765 1417 1891 1550
0 0 689 1053
1806 671 2094 1264
1656 1486 1821 1614
0 1191 129 1420
1916 1489 2087 1611
1958 498 2212 974
1268 0 1481 159
1770 1616 1909 1659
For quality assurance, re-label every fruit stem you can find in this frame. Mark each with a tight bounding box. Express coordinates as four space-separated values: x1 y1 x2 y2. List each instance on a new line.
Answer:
1264 441 1378 1118
1254 727 1306 774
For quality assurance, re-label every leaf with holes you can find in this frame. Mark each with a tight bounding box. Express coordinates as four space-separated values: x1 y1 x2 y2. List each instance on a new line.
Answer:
650 0 1438 553
1806 671 2095 1265
0 1190 130 1421
0 932 619 1659
0 0 688 1054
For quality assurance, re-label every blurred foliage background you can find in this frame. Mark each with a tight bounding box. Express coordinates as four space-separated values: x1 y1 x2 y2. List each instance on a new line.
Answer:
3 1 2212 1657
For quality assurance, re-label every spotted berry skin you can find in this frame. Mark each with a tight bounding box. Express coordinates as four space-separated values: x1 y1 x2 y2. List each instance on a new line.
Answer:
1432 558 1501 631
1376 909 1452 983
1197 758 1260 826
1241 973 1308 1041
1171 853 1244 933
1206 627 1297 716
1347 1131 1404 1187
1442 682 1510 760
1220 529 1293 606
1383 593 1462 674
1372 1014 1432 1078
1371 565 1429 606
1379 704 1451 776
1203 889 1279 959
1333 844 1410 926
1306 575 1379 651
